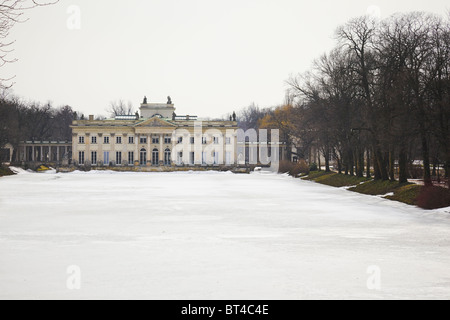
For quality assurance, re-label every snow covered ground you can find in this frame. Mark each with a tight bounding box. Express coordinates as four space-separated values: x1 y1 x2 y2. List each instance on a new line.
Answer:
0 170 449 300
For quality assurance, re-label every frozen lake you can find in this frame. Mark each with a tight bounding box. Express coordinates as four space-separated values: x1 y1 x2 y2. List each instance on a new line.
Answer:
0 170 449 299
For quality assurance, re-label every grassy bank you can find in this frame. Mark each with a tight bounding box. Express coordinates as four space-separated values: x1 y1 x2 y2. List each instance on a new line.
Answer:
302 171 369 187
350 180 412 195
303 171 450 209
349 180 422 206
0 166 14 177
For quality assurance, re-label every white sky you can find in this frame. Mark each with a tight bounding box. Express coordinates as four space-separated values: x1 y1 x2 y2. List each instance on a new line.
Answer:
2 0 449 118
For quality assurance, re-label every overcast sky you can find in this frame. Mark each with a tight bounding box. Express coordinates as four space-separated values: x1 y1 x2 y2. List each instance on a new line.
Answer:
2 0 449 118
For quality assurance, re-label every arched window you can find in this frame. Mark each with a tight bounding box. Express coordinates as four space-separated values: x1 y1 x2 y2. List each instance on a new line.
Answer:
140 148 147 165
152 148 159 166
164 148 171 166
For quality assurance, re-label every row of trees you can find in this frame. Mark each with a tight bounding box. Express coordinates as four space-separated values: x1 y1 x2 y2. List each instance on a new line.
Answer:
251 12 449 187
0 95 75 160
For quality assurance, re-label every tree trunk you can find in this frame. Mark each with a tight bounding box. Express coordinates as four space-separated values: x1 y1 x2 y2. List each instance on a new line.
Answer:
445 150 450 188
325 149 330 172
349 150 354 176
356 149 364 178
366 149 371 178
344 147 349 175
373 147 381 180
389 148 395 182
318 149 321 171
432 157 437 177
375 148 388 180
398 147 408 184
420 130 432 187
337 156 342 174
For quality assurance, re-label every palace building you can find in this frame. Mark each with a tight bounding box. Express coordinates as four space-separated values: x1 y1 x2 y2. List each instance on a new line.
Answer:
70 97 239 168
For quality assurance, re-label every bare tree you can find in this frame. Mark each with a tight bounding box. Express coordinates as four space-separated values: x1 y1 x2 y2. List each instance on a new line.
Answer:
335 16 390 180
0 0 58 89
237 103 267 131
107 100 135 117
286 11 448 187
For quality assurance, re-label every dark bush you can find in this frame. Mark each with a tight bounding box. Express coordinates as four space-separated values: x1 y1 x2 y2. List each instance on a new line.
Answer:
279 160 309 177
309 163 318 172
0 166 14 177
408 164 424 179
278 160 293 174
416 186 450 210
83 162 92 172
296 160 310 175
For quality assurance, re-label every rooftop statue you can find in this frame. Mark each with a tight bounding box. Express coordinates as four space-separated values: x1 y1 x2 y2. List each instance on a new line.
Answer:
143 96 148 104
167 96 172 104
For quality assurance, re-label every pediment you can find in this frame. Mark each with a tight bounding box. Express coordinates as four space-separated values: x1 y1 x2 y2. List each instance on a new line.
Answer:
134 117 177 128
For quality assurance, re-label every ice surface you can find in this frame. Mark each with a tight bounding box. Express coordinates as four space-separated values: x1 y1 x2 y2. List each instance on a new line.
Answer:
0 171 449 300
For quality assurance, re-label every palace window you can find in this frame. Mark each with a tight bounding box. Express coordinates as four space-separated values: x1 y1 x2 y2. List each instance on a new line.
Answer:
226 152 232 165
164 137 171 144
104 136 110 144
128 136 134 144
140 137 147 144
104 152 109 165
116 152 122 165
164 148 171 166
190 152 195 165
190 137 195 144
152 137 159 144
91 136 97 144
177 137 183 144
202 136 207 145
79 151 85 165
128 151 134 164
152 148 159 166
226 137 231 145
177 152 183 165
202 151 206 164
213 137 219 145
140 149 147 165
213 151 219 165
91 151 97 165
116 136 122 144
79 136 85 144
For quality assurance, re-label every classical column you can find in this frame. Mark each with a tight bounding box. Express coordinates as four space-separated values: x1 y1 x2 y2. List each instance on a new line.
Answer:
110 133 116 165
195 130 202 165
147 134 151 165
123 133 128 165
85 133 91 164
56 146 60 162
40 146 43 161
72 133 78 164
135 133 139 166
159 133 164 165
98 133 103 164
23 145 26 162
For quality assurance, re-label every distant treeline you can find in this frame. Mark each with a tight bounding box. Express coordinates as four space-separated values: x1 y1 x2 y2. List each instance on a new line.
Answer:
0 95 77 161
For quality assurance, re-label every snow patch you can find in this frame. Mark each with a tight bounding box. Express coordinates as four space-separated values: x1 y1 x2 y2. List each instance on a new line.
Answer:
8 167 31 174
382 192 395 197
340 185 357 190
